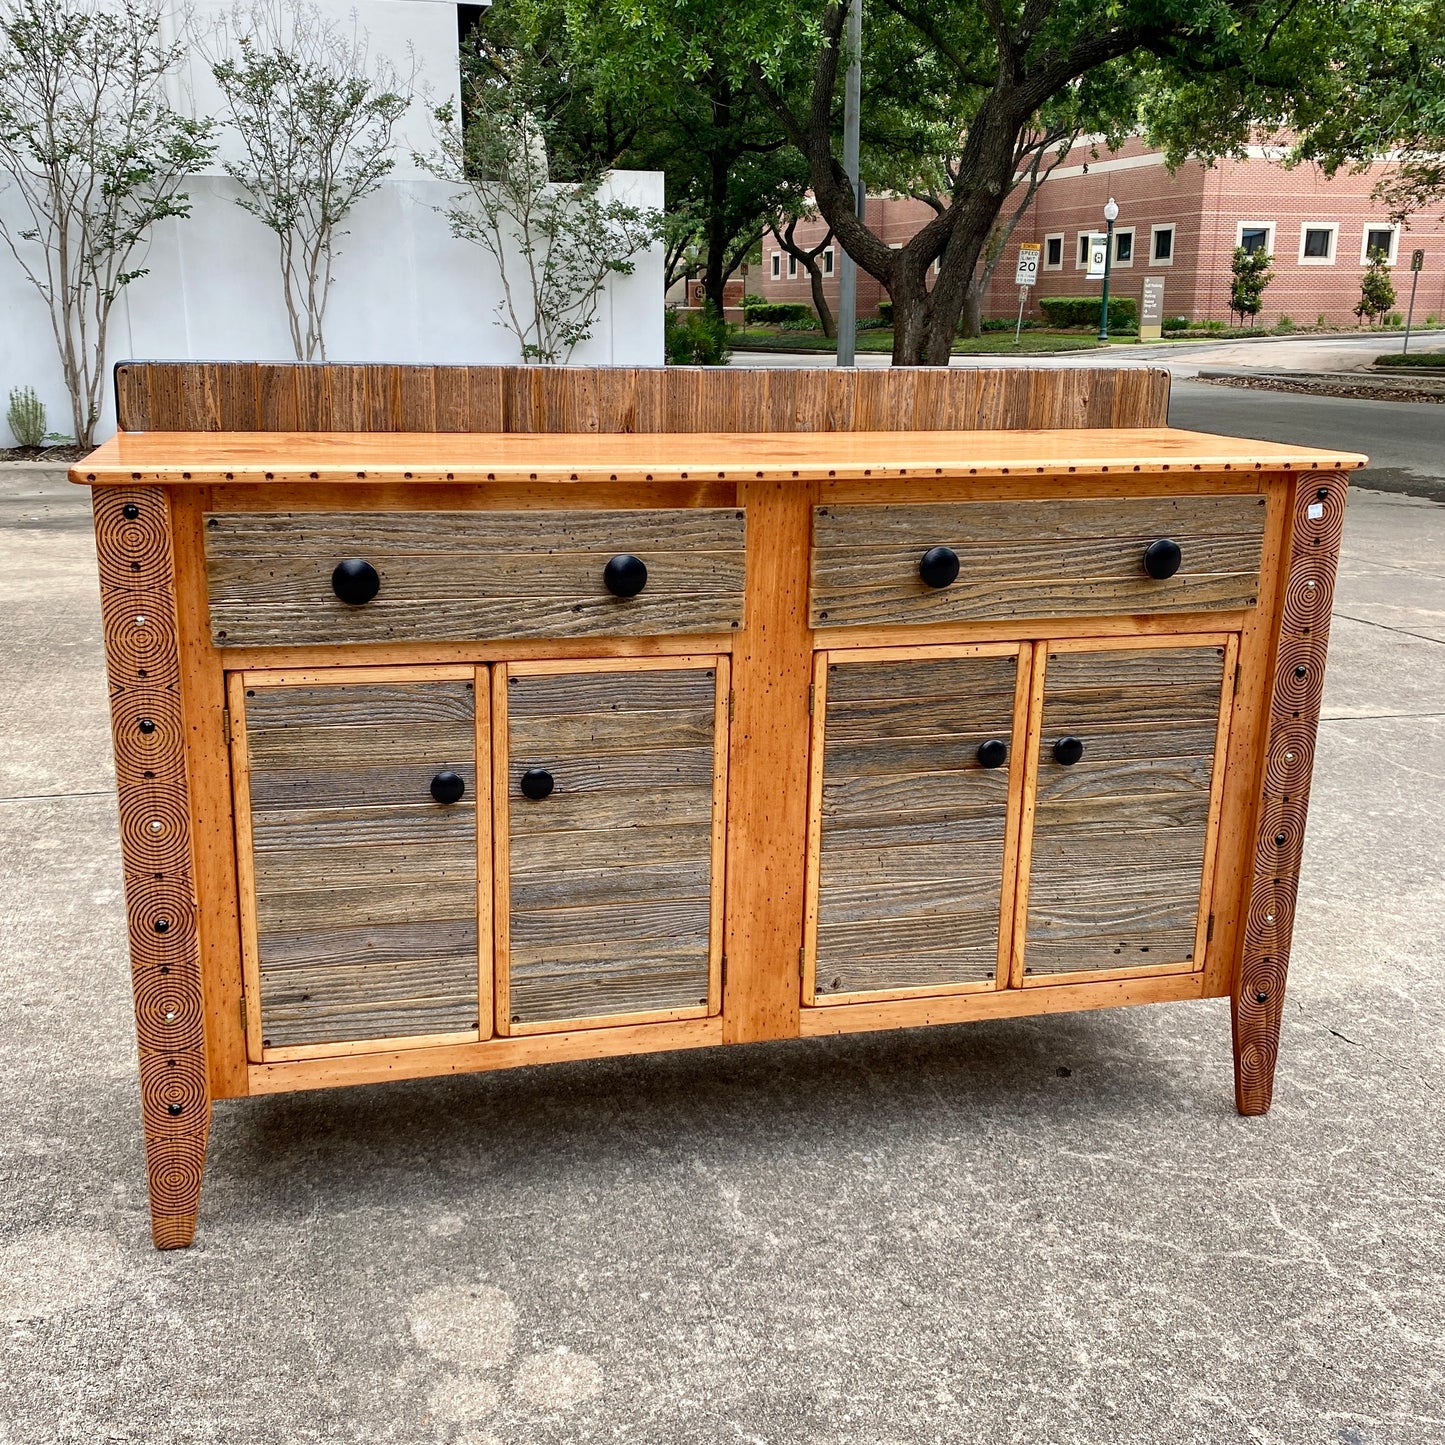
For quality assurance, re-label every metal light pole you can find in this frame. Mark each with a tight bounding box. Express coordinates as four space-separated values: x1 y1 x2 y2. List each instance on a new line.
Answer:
836 0 862 367
1098 196 1119 342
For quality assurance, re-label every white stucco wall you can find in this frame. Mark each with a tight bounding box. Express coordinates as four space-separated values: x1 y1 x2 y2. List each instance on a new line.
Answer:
0 0 664 445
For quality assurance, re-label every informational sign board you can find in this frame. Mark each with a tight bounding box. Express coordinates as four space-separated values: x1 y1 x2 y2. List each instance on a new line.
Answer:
1412 248 1425 273
1140 276 1166 341
1085 234 1108 280
1015 243 1041 287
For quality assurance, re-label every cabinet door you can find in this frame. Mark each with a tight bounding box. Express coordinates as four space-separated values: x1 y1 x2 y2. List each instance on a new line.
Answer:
805 645 1031 1003
232 668 485 1057
1015 640 1234 982
495 657 727 1033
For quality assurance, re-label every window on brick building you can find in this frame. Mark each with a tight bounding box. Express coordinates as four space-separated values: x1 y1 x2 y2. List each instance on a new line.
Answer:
1044 234 1063 269
1151 225 1174 263
770 252 781 279
823 247 835 275
787 254 798 278
1300 225 1337 262
1238 224 1274 256
1362 226 1399 264
1113 228 1134 264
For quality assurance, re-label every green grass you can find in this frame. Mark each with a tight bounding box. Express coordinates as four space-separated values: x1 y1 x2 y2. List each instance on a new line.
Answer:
1374 352 1445 367
732 327 1105 355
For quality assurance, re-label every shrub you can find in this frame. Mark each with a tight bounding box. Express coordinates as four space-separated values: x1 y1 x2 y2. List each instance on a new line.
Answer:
1386 311 1403 327
979 317 1037 332
1230 246 1274 325
739 293 771 318
742 301 816 325
877 299 893 323
6 386 46 447
1316 314 1328 328
1162 315 1190 332
1355 253 1396 325
665 307 731 366
1374 353 1445 367
1038 295 1138 329
1277 315 1295 332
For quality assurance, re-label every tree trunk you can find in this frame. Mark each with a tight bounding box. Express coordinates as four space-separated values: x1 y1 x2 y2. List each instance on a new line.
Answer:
807 261 836 337
702 77 733 316
961 284 983 339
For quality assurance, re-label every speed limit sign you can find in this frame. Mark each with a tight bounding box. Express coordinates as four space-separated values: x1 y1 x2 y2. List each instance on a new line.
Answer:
1015 243 1041 286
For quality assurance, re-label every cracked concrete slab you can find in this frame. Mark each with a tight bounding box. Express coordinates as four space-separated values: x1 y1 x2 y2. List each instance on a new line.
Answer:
0 468 1441 1445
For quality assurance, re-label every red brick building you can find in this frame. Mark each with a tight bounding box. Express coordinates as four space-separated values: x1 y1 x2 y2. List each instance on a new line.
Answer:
758 137 1445 328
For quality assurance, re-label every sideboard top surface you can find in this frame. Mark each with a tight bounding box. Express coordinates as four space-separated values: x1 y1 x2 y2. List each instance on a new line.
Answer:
73 427 1367 488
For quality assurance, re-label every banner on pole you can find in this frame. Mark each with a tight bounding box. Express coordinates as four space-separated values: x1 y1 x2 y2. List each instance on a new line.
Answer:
1085 234 1108 280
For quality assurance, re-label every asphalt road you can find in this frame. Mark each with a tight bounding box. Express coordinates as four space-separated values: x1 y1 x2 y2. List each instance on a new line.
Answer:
1169 379 1445 502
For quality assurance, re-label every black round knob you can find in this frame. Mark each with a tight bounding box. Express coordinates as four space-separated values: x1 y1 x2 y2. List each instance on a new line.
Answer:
138 718 156 734
1053 736 1085 766
167 1102 184 1117
603 553 648 598
976 739 1008 769
1143 538 1182 580
919 545 960 589
153 917 171 934
331 558 380 606
122 503 139 520
520 768 554 801
429 770 465 805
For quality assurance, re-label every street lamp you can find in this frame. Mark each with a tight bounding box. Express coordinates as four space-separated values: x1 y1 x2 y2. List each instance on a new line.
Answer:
1098 196 1119 341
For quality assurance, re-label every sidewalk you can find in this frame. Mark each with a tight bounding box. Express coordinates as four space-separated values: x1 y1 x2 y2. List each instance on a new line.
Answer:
0 474 1441 1444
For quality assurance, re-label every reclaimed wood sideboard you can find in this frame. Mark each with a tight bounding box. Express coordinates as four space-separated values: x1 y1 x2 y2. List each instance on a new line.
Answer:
74 363 1365 1247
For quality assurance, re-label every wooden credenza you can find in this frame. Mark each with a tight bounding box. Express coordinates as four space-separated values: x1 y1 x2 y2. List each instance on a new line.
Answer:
75 363 1364 1247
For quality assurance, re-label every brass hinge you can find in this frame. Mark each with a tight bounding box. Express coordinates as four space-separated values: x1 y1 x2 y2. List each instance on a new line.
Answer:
799 945 806 974
720 954 727 987
728 689 735 724
808 683 816 716
1206 913 1215 943
1234 662 1242 695
221 707 232 746
238 993 247 1030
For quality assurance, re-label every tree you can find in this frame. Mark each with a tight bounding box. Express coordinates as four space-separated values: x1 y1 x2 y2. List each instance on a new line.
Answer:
0 0 214 446
470 2 816 316
1230 246 1273 326
208 0 414 362
421 64 662 363
1355 251 1397 325
769 211 836 336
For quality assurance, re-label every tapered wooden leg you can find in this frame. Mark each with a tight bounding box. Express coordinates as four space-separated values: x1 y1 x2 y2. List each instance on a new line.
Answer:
1233 470 1350 1115
94 486 211 1247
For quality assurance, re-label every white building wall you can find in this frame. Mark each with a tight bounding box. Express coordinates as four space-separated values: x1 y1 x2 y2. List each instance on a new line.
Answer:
0 0 664 446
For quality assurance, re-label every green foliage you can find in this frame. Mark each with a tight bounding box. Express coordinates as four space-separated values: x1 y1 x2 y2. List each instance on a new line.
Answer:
1038 296 1138 329
877 300 893 324
1163 315 1191 331
1375 352 1445 366
6 386 45 447
0 0 216 446
1356 252 1397 323
1230 247 1274 325
743 301 815 325
209 0 413 362
1277 314 1295 332
665 306 732 364
739 293 771 317
979 317 1037 332
420 62 663 363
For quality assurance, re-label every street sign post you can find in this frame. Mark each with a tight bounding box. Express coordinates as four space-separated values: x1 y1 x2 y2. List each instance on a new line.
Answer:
1140 276 1166 341
1403 249 1425 356
1013 243 1041 343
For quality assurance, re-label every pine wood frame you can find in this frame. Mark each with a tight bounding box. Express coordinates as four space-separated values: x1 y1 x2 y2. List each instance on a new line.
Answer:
80 363 1362 1247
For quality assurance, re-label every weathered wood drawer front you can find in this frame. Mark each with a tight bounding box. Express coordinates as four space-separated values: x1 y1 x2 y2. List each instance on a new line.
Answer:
810 494 1266 628
497 658 727 1032
235 673 482 1051
806 646 1029 1003
204 509 747 646
1017 642 1232 980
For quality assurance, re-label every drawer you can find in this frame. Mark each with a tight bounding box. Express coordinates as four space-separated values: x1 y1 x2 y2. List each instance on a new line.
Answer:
810 494 1266 629
205 508 747 646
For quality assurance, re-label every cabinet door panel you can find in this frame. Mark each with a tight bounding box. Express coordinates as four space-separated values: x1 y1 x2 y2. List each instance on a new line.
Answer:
1020 643 1228 980
808 648 1027 1002
498 660 726 1032
237 675 482 1052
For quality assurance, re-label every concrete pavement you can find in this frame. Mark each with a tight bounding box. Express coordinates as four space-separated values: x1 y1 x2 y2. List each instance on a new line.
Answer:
0 451 1442 1442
